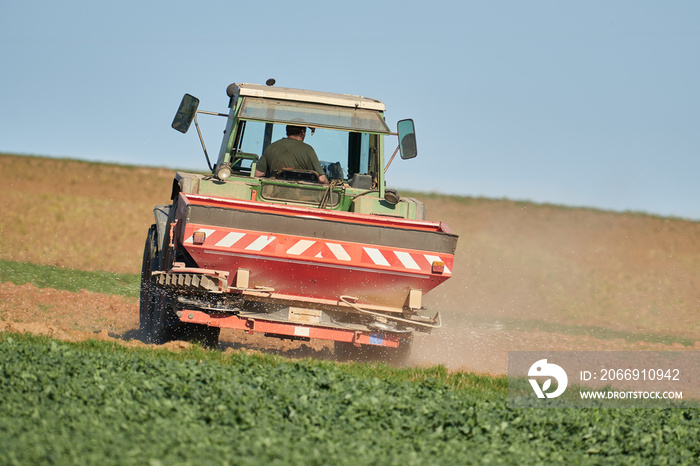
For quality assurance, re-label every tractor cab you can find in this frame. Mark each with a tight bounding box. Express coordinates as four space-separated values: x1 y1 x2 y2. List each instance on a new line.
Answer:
172 82 420 218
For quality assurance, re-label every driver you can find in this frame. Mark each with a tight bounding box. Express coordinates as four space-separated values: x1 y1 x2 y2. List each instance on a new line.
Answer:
254 125 329 184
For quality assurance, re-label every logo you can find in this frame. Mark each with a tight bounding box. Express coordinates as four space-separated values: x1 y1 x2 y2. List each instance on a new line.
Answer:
528 359 568 398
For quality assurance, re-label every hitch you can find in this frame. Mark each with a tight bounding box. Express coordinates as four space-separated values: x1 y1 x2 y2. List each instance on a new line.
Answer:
339 295 442 330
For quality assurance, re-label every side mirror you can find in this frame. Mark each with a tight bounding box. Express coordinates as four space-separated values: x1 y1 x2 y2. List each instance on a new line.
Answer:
171 94 200 133
397 119 417 160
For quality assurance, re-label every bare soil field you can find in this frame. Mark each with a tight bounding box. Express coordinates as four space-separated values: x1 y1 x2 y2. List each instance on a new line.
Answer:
1 153 699 373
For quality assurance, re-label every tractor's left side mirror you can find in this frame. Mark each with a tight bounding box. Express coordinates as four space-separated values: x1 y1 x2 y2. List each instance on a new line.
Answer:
397 119 417 160
171 94 200 133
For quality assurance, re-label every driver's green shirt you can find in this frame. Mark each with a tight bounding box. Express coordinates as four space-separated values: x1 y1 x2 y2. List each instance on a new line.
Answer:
257 138 324 176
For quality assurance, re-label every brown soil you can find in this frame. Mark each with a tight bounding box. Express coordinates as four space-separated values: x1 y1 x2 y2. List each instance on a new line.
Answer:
0 282 334 359
2 281 697 375
1 154 699 374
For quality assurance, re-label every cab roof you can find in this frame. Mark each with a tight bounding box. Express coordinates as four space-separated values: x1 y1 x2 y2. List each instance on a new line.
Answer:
229 83 386 112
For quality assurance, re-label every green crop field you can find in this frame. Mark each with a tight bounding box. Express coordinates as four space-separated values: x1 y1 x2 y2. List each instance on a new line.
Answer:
1 332 699 465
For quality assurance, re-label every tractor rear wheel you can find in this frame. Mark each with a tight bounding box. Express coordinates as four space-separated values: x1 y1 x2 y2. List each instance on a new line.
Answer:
139 224 220 349
139 225 160 342
138 225 178 344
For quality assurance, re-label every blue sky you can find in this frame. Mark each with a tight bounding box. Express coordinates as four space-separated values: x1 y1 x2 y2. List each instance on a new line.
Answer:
2 1 698 220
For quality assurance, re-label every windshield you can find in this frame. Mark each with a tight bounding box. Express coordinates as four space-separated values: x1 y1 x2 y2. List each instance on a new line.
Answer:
232 120 379 182
239 97 390 134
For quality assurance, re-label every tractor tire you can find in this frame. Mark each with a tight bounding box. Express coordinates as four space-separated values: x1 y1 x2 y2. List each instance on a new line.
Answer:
139 225 178 344
139 224 220 349
139 225 159 342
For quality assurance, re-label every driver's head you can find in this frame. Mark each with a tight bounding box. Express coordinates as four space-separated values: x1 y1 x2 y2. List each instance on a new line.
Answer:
286 125 306 137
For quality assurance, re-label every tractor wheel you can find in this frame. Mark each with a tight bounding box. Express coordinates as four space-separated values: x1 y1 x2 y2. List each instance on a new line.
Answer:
139 224 220 348
139 225 159 342
139 225 178 344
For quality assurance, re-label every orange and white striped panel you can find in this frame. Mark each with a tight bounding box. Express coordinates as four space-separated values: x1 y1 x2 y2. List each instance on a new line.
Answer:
184 226 452 275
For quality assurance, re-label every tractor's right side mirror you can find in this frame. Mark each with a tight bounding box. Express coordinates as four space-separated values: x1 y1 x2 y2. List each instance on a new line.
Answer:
171 93 200 133
397 119 417 160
